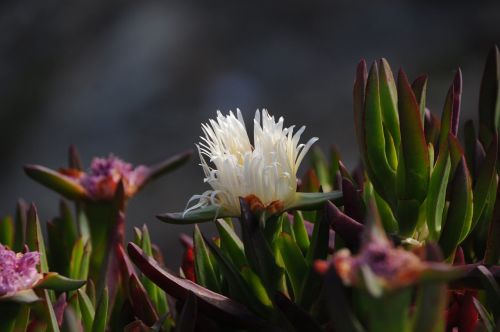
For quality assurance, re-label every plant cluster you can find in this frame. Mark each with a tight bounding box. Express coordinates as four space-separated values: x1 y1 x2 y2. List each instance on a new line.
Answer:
1 46 500 332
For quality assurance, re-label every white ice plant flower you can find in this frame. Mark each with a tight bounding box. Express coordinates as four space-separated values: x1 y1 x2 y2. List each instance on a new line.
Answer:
185 109 318 216
158 109 342 223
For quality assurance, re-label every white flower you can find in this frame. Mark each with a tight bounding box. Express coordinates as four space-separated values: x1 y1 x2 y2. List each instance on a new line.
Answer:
185 109 318 216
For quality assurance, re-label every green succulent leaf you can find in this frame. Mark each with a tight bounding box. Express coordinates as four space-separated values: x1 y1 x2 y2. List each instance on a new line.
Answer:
287 191 343 211
276 232 307 299
438 157 473 258
292 211 310 254
363 61 397 204
411 74 428 122
427 140 451 240
239 199 284 295
0 216 14 248
378 58 400 148
25 204 51 308
215 219 248 269
193 225 221 292
0 289 40 304
35 273 86 292
157 205 234 224
24 165 87 201
77 289 95 332
92 287 109 332
396 69 429 204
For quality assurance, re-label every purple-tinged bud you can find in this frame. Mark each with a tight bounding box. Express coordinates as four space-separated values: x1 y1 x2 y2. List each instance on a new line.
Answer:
331 238 425 291
0 245 41 296
67 155 148 200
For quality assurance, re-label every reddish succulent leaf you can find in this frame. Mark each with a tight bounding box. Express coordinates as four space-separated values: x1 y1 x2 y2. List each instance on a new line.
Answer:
341 178 365 223
353 59 368 153
129 274 159 326
479 45 500 141
127 243 267 328
325 200 363 251
472 135 497 230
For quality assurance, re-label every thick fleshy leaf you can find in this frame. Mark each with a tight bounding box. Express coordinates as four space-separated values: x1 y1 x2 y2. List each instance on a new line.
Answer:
412 74 428 122
427 139 451 240
472 136 497 230
287 191 343 211
157 205 234 224
78 289 95 332
378 58 400 147
424 110 441 148
140 150 192 188
215 219 248 269
0 216 14 248
449 265 500 289
353 59 368 155
24 165 87 200
129 274 159 326
472 298 495 332
92 287 109 332
342 178 365 223
479 45 500 142
274 292 322 332
239 198 283 294
297 205 330 310
396 69 429 204
411 245 447 332
13 200 28 252
193 225 220 292
438 70 462 151
0 289 40 304
174 291 198 332
276 232 307 299
439 157 473 257
439 157 473 258
363 61 397 204
42 290 61 332
127 243 268 328
477 265 500 320
25 204 49 274
464 120 477 176
291 211 310 254
484 184 500 264
35 273 85 292
326 201 363 251
310 146 332 192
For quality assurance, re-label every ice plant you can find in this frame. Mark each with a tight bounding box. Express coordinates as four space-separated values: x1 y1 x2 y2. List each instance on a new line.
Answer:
67 155 149 200
159 109 342 223
0 244 41 297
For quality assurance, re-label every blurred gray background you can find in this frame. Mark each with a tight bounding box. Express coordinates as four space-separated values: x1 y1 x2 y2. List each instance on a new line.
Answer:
1 0 499 268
